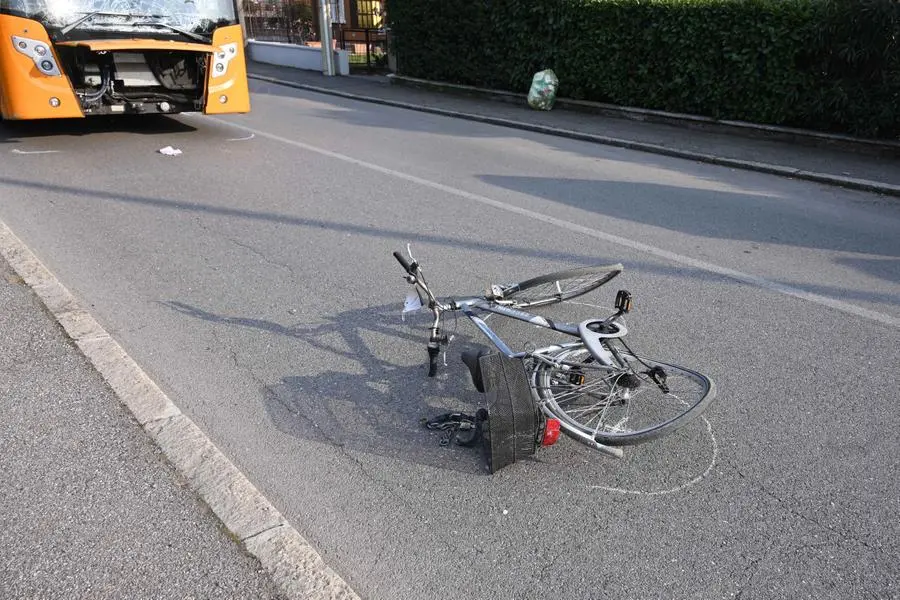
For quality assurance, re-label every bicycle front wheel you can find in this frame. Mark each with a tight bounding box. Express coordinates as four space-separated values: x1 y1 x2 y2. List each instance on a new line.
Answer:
499 264 623 309
533 346 715 446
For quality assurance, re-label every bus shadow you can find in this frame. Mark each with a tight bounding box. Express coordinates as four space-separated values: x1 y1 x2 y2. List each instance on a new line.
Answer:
0 114 196 141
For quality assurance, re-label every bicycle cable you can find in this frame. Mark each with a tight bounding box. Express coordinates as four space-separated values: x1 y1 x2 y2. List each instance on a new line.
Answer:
617 337 670 393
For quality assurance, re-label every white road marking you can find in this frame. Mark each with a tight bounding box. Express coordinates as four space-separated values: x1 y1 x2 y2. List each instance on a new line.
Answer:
226 133 255 142
208 117 900 330
591 415 719 496
11 148 61 154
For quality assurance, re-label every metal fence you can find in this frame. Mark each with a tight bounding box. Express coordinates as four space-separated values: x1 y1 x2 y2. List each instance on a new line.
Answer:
243 0 392 73
339 28 388 73
243 0 319 45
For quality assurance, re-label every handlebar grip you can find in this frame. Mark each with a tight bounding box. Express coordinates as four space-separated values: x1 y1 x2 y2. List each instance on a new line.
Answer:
393 251 414 275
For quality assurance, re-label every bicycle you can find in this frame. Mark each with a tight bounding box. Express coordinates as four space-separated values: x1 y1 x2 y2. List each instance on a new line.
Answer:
393 245 717 461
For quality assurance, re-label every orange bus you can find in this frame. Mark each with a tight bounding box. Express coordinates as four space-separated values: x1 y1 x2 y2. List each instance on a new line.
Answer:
0 0 250 119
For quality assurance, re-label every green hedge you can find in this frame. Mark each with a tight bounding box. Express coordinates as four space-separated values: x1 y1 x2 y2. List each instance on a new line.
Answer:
385 0 900 139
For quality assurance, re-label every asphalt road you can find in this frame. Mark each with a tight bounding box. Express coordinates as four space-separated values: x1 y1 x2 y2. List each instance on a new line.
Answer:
1 79 898 600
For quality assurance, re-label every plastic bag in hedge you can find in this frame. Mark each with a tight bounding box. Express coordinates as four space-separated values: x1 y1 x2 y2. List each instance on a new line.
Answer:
527 69 559 111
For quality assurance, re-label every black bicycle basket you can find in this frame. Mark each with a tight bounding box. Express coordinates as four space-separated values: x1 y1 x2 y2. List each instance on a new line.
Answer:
478 351 541 473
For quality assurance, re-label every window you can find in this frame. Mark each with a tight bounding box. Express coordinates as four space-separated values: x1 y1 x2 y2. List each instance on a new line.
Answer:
353 0 381 29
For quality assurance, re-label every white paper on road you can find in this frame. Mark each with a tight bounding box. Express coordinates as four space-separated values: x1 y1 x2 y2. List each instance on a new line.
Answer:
158 146 183 156
403 291 423 314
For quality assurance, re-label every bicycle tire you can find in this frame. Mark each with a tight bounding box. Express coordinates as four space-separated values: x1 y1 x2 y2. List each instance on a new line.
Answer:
499 264 624 309
533 345 715 446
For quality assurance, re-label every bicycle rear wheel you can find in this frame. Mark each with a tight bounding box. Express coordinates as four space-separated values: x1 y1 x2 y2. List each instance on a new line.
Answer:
533 345 715 446
499 264 623 309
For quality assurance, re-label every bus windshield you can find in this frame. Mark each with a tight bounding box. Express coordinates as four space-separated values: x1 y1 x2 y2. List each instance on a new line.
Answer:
0 0 237 37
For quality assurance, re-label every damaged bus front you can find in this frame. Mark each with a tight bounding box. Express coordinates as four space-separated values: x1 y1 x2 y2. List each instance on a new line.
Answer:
0 0 250 119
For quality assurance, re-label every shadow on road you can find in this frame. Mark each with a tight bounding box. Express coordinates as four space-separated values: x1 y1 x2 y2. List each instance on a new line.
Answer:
833 256 900 285
477 175 900 259
0 114 196 142
163 299 501 474
0 175 612 267
160 296 722 485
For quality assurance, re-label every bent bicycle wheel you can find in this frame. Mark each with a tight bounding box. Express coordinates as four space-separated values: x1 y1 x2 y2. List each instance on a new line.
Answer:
533 346 715 446
499 264 624 309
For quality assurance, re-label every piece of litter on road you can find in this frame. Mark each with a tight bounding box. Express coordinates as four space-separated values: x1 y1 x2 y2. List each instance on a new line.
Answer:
403 292 423 313
158 146 182 156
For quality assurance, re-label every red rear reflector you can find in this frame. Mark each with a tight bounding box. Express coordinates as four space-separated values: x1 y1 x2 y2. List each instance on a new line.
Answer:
542 419 561 446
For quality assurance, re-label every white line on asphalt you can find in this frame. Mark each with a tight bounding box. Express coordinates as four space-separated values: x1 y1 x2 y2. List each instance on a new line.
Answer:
206 117 900 330
0 219 361 600
11 148 61 154
591 415 719 496
226 133 255 142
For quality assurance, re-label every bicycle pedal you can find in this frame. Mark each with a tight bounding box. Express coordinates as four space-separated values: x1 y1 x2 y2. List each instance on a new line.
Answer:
647 366 669 393
615 290 633 313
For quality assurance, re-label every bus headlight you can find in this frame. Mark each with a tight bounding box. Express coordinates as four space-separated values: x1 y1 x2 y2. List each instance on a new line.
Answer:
12 36 61 77
211 43 238 78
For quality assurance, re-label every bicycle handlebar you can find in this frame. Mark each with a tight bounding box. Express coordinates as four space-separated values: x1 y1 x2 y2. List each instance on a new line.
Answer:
393 250 416 275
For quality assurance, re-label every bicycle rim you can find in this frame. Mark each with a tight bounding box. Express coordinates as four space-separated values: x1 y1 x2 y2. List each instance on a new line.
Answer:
501 264 623 309
534 346 715 446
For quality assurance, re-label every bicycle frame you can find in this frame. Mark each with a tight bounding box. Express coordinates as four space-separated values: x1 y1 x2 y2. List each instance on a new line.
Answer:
455 298 577 356
396 249 628 458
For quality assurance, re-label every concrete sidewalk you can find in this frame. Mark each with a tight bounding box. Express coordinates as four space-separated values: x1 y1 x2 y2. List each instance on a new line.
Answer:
0 258 286 599
246 61 900 198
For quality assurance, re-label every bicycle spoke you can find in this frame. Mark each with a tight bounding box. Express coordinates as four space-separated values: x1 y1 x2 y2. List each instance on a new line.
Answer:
539 368 637 433
534 346 714 445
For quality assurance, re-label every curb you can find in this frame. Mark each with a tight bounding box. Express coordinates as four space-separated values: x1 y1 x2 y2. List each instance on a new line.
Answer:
387 74 900 159
0 219 361 600
248 73 900 199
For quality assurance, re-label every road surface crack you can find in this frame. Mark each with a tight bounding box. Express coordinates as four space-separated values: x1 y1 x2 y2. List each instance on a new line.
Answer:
225 235 297 279
730 463 895 559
